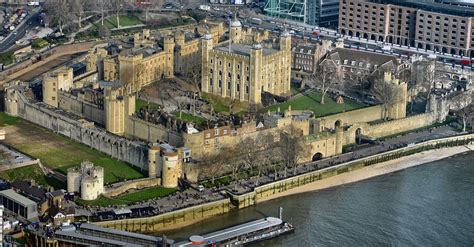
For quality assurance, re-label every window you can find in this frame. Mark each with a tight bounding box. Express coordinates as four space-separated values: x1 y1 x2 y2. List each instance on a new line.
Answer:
205 133 211 138
215 128 219 136
223 129 227 135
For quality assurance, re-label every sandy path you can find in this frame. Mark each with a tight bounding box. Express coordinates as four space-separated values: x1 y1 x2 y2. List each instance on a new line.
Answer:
258 145 474 203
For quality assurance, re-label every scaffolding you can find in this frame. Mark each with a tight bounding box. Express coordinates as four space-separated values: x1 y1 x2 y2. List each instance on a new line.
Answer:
264 0 307 23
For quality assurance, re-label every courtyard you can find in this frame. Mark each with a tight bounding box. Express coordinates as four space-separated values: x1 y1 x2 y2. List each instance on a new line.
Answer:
0 113 145 187
263 90 367 117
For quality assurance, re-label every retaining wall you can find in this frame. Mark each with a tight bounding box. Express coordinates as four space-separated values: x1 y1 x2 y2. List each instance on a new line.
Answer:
94 198 231 233
230 134 474 208
104 178 162 198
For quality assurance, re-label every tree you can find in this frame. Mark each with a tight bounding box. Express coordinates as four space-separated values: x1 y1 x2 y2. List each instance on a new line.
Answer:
94 0 111 26
72 0 90 28
98 25 111 38
44 0 71 34
141 0 164 23
236 137 257 176
311 59 341 104
278 126 309 177
371 75 397 120
200 147 231 185
110 0 124 28
255 132 276 184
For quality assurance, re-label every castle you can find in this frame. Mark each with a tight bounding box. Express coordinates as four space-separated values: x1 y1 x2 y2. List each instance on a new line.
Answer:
2 18 455 191
201 19 292 104
67 161 104 201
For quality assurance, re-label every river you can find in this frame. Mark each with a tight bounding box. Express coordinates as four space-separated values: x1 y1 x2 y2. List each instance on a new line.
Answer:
160 151 474 246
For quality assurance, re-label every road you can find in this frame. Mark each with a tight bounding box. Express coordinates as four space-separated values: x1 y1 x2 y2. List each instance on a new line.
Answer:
0 10 40 53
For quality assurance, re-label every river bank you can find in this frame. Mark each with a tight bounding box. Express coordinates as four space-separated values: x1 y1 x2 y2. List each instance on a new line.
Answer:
258 145 474 203
154 144 473 232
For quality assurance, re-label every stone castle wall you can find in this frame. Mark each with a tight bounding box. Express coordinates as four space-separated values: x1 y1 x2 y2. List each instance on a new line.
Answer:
364 113 435 138
58 91 105 126
12 91 148 170
316 105 384 130
125 116 183 147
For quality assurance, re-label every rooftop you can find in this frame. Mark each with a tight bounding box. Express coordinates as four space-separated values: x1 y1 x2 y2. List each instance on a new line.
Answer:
0 189 37 207
215 43 279 57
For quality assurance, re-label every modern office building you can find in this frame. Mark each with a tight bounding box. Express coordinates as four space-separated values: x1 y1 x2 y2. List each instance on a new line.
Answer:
264 0 339 26
306 0 340 26
338 0 474 58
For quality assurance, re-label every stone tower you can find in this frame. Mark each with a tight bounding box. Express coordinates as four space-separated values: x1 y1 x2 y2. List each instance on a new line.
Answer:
229 17 242 44
42 67 73 108
279 31 292 95
249 43 263 104
384 72 408 120
201 33 213 93
335 125 344 155
104 86 135 136
174 30 185 48
163 35 175 78
160 150 180 188
148 144 160 178
118 53 143 89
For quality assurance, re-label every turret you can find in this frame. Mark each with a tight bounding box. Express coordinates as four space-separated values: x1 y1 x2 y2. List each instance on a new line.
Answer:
229 16 242 43
249 43 263 104
174 31 185 48
163 36 175 78
104 87 134 136
201 33 213 93
148 145 160 178
279 30 292 51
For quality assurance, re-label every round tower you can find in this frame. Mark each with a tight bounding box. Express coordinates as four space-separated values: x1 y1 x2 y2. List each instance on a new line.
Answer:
80 177 101 200
104 87 126 135
161 151 180 188
229 17 242 43
92 166 104 194
67 168 81 193
148 145 160 178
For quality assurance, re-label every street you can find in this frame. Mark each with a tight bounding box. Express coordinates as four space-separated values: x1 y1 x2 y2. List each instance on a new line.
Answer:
0 9 40 53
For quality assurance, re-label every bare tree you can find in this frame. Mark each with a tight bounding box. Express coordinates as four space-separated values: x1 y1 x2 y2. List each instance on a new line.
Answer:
278 126 309 177
311 59 341 104
44 0 71 34
200 147 231 185
371 75 397 120
255 132 276 184
236 137 257 175
141 0 164 23
94 0 111 26
110 0 124 28
72 0 90 28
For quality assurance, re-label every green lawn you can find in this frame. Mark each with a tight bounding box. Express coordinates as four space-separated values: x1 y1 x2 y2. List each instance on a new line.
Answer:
1 114 145 185
136 99 161 111
174 112 206 125
107 15 143 28
201 93 248 113
117 187 177 202
263 90 367 117
76 187 177 206
31 38 49 50
0 165 65 190
201 176 232 188
0 112 19 126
